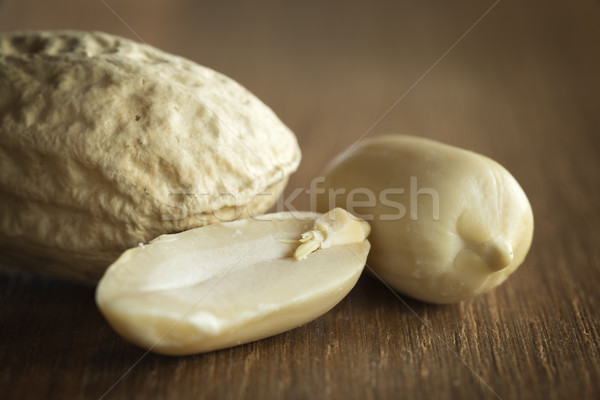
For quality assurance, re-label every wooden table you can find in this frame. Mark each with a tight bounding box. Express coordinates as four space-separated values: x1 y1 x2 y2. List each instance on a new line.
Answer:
1 0 599 399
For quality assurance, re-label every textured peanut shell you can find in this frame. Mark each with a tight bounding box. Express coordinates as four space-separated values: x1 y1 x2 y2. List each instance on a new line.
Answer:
0 31 301 283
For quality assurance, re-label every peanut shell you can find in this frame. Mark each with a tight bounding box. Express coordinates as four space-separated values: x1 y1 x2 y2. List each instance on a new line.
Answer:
0 31 300 282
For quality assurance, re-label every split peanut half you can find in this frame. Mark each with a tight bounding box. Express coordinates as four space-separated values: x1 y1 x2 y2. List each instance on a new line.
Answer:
96 208 370 355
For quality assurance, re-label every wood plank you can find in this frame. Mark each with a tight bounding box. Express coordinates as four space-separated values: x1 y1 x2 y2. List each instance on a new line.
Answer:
1 0 599 398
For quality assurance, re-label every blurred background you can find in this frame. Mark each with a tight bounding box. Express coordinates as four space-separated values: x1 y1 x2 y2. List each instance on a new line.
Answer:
1 1 599 399
2 0 598 210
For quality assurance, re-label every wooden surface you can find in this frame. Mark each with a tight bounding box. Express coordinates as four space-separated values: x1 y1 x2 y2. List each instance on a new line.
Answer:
1 0 600 399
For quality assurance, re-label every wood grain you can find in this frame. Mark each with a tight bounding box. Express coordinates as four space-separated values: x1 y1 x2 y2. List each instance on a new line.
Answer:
1 0 599 399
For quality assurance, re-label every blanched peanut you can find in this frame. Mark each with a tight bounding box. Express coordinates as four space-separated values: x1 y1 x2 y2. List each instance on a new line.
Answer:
318 135 534 304
96 209 370 355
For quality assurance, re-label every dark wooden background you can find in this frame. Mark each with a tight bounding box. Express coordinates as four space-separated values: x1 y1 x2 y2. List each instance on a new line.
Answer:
1 0 599 399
